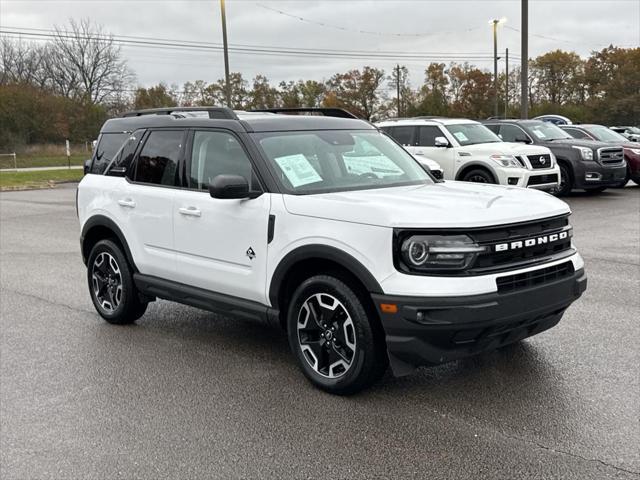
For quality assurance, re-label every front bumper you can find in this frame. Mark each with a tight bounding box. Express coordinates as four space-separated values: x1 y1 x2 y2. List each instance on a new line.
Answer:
572 161 627 189
372 266 587 376
494 166 560 192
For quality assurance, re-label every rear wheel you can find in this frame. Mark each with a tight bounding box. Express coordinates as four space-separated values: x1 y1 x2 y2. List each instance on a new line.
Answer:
557 163 573 196
87 239 148 325
461 168 496 184
287 275 387 395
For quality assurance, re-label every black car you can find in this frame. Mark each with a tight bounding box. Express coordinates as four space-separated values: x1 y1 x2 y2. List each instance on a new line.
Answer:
483 120 627 196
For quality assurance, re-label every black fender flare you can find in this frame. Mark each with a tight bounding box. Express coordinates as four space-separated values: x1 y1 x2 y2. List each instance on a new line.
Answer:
455 163 499 183
80 215 137 270
268 244 383 309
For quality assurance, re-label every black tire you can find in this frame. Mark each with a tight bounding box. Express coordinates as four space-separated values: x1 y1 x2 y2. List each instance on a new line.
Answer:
584 186 607 194
87 239 148 325
613 167 630 188
556 163 573 197
287 275 387 395
461 168 496 184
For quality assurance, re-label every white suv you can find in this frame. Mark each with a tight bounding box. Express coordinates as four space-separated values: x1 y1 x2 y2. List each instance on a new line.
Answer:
78 107 587 394
377 117 561 191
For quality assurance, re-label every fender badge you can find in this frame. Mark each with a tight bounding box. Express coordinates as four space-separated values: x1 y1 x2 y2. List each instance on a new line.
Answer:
246 247 256 260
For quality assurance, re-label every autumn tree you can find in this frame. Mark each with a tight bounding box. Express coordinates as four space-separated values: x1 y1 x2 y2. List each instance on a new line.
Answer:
326 67 386 120
248 75 278 109
133 83 178 109
530 50 585 105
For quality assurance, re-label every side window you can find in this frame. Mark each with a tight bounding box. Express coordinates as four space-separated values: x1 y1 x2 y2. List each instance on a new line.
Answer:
564 128 589 139
499 124 527 142
389 126 415 146
417 126 444 147
484 124 500 134
134 130 183 186
91 132 128 174
107 129 145 176
189 131 255 190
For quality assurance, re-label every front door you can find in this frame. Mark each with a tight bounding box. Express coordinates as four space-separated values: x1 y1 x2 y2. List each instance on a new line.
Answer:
172 129 271 305
413 125 457 179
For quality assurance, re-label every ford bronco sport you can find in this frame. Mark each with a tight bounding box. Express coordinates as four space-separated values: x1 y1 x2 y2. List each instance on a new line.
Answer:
78 107 587 394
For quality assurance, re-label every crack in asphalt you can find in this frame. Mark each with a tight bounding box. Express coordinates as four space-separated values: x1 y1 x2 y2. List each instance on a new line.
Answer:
0 288 94 315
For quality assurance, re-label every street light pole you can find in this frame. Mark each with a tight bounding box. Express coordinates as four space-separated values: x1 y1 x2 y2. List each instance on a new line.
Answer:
220 0 232 108
521 0 529 119
493 19 499 117
505 47 509 118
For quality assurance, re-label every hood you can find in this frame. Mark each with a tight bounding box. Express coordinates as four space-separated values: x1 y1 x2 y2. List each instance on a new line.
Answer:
537 138 611 149
283 182 570 229
457 142 550 156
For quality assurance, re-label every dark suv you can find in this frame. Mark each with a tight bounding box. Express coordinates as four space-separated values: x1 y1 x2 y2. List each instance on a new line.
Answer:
484 120 627 196
560 124 640 186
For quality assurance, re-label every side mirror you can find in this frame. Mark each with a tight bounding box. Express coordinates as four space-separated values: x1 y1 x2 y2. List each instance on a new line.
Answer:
83 159 91 175
515 136 531 144
209 174 261 199
106 166 127 177
434 136 449 148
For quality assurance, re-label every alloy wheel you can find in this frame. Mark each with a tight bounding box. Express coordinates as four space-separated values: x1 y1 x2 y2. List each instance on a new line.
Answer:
297 293 357 379
91 252 123 312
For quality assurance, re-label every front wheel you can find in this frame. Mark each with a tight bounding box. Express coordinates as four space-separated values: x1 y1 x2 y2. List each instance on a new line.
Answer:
87 239 148 324
461 168 496 184
287 275 387 395
556 163 573 197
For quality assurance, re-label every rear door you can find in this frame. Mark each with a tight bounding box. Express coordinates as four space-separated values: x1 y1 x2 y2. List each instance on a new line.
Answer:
117 129 184 280
172 129 271 304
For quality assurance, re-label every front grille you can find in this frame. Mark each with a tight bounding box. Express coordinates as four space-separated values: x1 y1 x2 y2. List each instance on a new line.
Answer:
431 170 443 180
598 147 625 166
496 261 574 293
469 215 573 272
527 174 558 186
527 154 553 169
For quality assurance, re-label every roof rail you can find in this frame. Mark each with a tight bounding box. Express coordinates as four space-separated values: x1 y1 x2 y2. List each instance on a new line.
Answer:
121 106 239 120
249 108 358 119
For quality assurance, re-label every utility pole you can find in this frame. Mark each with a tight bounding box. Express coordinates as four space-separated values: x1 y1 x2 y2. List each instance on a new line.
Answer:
493 19 499 118
220 0 232 108
521 0 529 118
396 64 401 117
505 48 509 118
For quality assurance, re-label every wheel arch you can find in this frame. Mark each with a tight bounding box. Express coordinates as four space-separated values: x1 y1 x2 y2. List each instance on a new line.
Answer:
81 215 136 271
269 245 383 328
455 163 498 183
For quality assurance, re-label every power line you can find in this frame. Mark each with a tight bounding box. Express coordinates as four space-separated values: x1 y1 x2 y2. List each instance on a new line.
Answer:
255 3 483 38
0 29 519 62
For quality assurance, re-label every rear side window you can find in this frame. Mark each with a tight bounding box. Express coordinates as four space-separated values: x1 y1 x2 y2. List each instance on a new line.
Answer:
134 130 184 186
388 126 415 146
91 132 128 174
106 129 145 176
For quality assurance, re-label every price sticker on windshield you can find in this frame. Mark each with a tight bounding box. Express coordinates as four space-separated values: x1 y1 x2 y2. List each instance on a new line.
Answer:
274 154 323 188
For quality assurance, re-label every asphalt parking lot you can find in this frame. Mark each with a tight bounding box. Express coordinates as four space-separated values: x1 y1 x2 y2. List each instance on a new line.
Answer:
1 183 638 479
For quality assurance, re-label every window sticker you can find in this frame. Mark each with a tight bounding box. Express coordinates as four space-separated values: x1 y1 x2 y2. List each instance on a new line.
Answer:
274 154 323 188
453 131 469 142
532 129 546 139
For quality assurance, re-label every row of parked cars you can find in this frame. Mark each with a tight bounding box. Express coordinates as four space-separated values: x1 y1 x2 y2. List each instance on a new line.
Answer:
376 117 638 196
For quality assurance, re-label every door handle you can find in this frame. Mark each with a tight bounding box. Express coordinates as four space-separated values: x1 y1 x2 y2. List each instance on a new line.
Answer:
178 206 202 217
117 198 136 208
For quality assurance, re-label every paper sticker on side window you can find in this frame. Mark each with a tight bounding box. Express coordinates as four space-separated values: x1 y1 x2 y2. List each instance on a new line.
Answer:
274 154 323 188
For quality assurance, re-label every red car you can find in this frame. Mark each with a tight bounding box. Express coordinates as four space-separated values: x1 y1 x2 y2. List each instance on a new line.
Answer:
561 124 640 186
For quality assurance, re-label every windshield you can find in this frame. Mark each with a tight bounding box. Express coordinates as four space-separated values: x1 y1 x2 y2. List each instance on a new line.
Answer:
253 130 433 194
585 126 628 143
528 122 572 141
627 127 640 134
444 123 502 146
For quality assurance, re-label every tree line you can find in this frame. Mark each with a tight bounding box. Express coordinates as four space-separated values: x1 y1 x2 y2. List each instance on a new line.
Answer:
1 20 638 150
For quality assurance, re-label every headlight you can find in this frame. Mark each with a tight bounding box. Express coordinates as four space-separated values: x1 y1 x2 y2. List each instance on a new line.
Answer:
400 234 488 272
572 146 594 161
490 154 522 168
630 148 640 155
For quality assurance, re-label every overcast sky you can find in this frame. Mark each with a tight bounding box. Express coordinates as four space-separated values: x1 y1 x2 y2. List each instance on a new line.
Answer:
1 0 639 90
